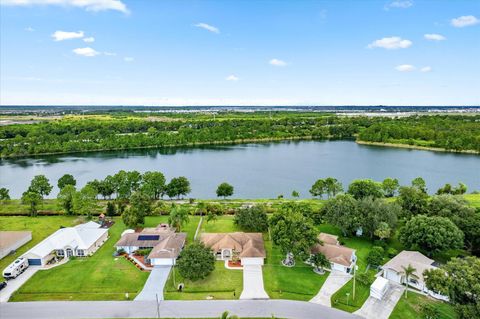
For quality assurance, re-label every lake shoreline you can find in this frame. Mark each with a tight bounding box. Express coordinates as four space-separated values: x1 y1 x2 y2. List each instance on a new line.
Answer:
356 140 480 155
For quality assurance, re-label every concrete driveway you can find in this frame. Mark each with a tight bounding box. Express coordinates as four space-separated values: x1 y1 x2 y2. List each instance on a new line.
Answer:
240 265 269 299
309 270 351 306
134 266 171 301
0 266 40 303
355 283 404 319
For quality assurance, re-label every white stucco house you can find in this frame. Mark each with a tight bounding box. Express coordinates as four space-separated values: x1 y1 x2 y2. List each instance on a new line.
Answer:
200 232 266 266
22 221 108 266
114 224 186 266
310 233 357 274
381 250 449 301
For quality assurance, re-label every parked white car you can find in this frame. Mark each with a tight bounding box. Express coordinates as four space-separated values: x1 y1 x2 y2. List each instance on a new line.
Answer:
3 257 29 279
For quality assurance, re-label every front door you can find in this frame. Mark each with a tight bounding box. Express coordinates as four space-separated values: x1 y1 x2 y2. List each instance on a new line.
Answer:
66 248 73 257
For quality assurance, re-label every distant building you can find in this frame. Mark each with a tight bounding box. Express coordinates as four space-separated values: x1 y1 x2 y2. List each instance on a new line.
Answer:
0 231 32 259
22 221 108 266
114 224 186 266
310 233 357 274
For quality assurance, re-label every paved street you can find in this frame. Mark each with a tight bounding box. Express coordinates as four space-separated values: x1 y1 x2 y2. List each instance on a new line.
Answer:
0 300 362 319
134 266 171 301
309 270 352 306
239 265 269 299
0 266 40 303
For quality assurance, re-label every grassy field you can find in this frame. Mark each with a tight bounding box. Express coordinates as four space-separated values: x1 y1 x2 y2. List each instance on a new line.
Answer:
464 193 480 208
389 291 457 319
164 261 243 300
200 215 241 233
331 278 370 313
9 216 200 301
0 216 79 278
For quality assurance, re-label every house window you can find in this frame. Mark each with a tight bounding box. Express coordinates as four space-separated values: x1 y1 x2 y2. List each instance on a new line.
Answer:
409 278 418 285
57 250 64 256
77 250 85 256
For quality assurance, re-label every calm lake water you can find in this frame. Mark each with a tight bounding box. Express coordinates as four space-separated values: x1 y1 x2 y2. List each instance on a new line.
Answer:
1 141 479 199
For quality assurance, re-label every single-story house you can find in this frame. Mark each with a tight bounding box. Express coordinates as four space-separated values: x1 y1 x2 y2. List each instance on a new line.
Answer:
114 224 186 266
381 250 448 301
0 231 32 260
310 233 357 274
22 221 108 266
200 232 266 266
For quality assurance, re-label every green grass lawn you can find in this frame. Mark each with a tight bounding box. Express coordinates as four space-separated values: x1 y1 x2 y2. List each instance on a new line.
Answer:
331 277 370 313
463 193 480 208
9 215 201 301
0 216 79 278
263 239 329 301
164 261 243 300
389 291 457 319
200 215 241 233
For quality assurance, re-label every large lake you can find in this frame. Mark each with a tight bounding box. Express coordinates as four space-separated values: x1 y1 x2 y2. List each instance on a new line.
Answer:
1 141 479 199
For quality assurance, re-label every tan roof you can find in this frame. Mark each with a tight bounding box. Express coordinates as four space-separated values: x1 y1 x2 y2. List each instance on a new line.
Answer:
148 233 187 259
311 233 355 267
200 232 266 258
114 224 175 248
0 231 32 251
382 251 436 282
318 233 339 246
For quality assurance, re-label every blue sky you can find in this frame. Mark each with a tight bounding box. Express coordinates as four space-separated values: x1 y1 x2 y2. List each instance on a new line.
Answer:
0 0 479 106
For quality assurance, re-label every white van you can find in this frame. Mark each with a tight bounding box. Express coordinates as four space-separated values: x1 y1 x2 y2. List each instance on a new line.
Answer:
3 257 29 279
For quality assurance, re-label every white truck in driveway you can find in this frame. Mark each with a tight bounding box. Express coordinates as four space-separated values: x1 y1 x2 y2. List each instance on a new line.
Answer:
3 257 29 279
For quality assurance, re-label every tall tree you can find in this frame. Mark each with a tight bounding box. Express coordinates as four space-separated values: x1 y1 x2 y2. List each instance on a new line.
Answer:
357 197 399 239
324 177 343 198
401 264 418 298
57 174 76 190
347 179 384 199
176 242 215 281
122 206 145 229
310 252 330 273
73 185 97 218
270 209 318 264
310 179 327 199
397 186 429 218
168 205 190 231
234 206 269 232
0 188 10 201
21 191 42 217
57 185 76 215
141 171 166 200
216 182 234 199
28 175 53 198
166 177 191 199
129 191 152 216
382 178 399 197
399 215 464 254
321 194 359 236
411 177 427 193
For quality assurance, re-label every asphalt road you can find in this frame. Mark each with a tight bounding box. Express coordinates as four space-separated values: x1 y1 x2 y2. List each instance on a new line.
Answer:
0 300 362 319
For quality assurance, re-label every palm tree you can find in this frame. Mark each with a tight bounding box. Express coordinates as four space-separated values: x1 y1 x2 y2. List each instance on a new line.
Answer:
310 252 331 274
221 311 239 319
168 205 190 232
401 264 418 298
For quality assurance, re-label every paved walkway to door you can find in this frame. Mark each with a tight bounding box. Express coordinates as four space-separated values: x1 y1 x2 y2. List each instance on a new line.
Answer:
309 270 352 306
239 265 269 299
134 266 171 301
354 283 404 319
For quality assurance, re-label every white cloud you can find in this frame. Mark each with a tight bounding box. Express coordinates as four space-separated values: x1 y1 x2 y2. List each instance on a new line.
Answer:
424 33 446 41
269 58 287 67
385 0 414 10
123 57 134 62
368 36 412 49
420 66 432 73
25 26 34 32
52 30 84 41
83 37 95 43
1 0 129 13
72 47 99 57
225 75 239 81
194 23 220 34
451 15 479 28
395 64 416 72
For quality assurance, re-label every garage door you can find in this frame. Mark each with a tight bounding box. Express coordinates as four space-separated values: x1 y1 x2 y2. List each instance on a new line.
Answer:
27 259 41 266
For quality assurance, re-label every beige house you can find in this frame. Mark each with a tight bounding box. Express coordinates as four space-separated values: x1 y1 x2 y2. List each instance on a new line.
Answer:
310 233 357 274
381 250 448 300
200 232 266 266
115 224 186 266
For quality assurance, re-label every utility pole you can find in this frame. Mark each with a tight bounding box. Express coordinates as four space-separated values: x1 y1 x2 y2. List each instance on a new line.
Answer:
156 293 160 318
352 264 357 300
